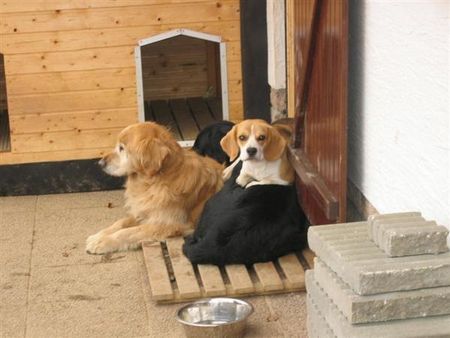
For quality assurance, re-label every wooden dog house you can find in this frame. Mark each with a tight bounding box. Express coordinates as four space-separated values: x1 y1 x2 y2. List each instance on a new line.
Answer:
135 29 228 147
0 0 243 165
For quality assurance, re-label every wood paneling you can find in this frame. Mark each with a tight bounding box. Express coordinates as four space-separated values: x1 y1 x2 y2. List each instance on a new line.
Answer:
1 22 240 54
9 108 137 134
0 0 218 14
6 68 136 95
0 0 242 164
141 36 213 101
8 88 136 115
290 0 348 223
11 128 122 153
0 2 240 34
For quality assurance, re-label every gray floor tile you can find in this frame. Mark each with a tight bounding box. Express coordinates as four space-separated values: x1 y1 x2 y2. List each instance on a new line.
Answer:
32 206 131 267
36 190 124 211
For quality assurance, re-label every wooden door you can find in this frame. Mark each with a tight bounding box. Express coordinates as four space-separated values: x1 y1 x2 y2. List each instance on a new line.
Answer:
287 0 348 224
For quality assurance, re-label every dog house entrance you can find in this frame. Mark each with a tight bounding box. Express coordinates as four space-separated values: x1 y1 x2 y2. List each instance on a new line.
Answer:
135 29 228 147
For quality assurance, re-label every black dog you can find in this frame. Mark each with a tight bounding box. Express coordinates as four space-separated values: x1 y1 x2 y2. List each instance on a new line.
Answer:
192 120 234 165
182 162 309 266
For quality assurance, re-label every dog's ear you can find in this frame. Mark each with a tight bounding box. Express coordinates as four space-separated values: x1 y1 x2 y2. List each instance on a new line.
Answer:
138 138 171 176
220 126 239 161
272 124 293 142
264 126 287 161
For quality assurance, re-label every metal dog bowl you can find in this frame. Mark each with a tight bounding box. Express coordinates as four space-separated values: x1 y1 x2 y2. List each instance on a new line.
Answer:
176 298 254 338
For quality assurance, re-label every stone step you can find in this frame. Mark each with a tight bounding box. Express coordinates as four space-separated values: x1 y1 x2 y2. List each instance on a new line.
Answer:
314 257 450 324
306 298 336 338
308 222 450 295
377 220 435 246
306 271 450 338
372 216 425 244
382 224 449 257
367 212 422 241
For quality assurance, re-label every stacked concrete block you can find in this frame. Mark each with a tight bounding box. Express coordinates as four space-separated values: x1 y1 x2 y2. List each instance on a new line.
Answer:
368 212 449 257
306 216 450 338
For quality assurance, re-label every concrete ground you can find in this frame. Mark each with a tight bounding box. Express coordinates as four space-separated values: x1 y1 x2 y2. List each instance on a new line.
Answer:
2 190 338 338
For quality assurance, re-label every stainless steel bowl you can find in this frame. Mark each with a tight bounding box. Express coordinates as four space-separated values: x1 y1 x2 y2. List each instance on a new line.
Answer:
176 298 254 338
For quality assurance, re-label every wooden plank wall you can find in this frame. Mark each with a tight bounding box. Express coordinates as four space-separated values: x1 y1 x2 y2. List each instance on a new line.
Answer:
141 36 219 100
0 0 242 165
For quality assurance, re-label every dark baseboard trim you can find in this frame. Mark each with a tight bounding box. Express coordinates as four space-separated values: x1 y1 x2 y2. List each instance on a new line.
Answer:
0 158 124 196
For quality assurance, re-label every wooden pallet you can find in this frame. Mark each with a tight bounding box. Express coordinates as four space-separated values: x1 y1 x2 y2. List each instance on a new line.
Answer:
142 237 315 304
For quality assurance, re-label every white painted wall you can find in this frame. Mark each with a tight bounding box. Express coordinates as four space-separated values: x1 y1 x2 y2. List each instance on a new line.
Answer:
348 1 450 236
267 0 286 89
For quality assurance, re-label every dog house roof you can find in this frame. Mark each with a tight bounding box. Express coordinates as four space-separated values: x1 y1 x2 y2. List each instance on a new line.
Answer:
138 28 222 47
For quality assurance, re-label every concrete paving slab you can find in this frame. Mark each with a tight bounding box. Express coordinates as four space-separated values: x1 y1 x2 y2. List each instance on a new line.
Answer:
383 225 449 257
314 257 450 323
306 271 450 338
33 206 130 267
36 190 124 211
376 220 435 247
264 292 308 338
28 260 140 303
308 222 450 295
306 297 337 338
0 211 34 329
367 212 421 241
26 261 148 337
1 304 27 338
0 195 37 213
26 295 148 338
371 216 424 244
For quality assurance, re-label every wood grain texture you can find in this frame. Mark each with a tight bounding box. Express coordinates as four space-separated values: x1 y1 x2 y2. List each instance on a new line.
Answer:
8 88 136 115
197 264 227 296
9 108 138 134
278 253 305 288
253 262 284 291
0 2 240 34
166 237 201 298
291 0 348 223
6 68 136 95
2 22 240 54
10 128 121 153
225 265 254 294
0 0 243 164
142 242 174 300
0 0 218 14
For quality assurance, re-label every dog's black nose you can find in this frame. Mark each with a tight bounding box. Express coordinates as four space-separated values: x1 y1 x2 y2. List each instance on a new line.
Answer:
98 158 106 168
246 147 257 157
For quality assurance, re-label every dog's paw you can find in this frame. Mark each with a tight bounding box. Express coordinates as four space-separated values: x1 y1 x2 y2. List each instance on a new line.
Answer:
86 235 119 255
245 181 261 188
236 174 251 187
86 232 102 246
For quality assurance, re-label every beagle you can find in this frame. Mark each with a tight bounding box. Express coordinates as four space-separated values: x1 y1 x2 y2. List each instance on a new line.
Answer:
220 119 294 188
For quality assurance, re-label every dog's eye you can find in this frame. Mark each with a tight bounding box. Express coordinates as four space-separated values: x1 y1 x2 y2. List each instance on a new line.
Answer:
257 135 266 141
118 145 124 152
238 135 247 141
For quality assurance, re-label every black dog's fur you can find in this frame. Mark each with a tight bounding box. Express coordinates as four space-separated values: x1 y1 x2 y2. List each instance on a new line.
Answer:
183 162 309 266
191 120 234 165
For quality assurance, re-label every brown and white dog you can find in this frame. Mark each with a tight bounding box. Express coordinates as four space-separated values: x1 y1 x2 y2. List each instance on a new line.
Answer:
86 122 223 254
220 119 294 188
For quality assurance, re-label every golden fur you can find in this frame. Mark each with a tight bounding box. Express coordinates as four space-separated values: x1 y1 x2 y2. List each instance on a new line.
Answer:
86 122 223 254
221 119 294 187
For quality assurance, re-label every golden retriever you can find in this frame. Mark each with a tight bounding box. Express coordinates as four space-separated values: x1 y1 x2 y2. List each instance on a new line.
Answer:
86 122 223 254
